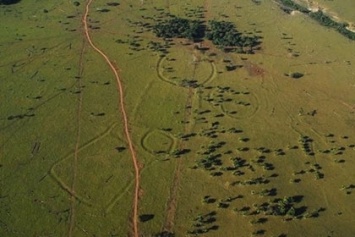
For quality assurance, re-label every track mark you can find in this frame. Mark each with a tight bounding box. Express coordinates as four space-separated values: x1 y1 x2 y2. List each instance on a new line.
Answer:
141 129 177 158
156 55 216 87
68 37 86 237
162 49 201 231
49 122 117 204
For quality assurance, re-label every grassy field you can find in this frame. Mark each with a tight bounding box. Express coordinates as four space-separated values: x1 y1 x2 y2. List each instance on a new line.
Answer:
1 0 355 236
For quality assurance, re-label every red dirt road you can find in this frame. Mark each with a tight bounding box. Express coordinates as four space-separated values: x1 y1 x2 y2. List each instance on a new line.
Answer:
82 1 140 236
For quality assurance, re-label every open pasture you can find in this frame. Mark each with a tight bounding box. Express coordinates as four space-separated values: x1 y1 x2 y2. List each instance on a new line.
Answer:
1 0 355 236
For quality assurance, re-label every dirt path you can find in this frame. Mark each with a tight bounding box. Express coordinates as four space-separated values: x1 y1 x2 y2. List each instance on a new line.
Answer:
162 51 198 231
82 1 140 236
162 86 195 231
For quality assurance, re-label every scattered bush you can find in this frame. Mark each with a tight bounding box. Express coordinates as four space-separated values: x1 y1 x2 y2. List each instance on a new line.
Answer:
290 72 304 79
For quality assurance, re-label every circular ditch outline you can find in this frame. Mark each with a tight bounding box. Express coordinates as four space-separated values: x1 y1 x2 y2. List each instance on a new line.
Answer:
156 55 217 87
141 129 178 158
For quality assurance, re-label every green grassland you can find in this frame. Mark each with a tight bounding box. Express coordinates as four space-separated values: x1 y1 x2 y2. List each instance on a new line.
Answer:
1 0 355 236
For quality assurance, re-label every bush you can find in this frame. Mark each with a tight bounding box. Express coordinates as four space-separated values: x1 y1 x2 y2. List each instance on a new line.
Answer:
290 72 304 79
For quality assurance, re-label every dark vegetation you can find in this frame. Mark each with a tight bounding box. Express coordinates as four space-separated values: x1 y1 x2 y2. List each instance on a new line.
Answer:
139 214 154 222
0 0 21 5
7 112 35 120
206 20 261 53
152 16 262 53
154 231 175 237
187 211 219 235
299 135 315 156
309 11 355 40
285 72 304 79
278 0 310 14
153 17 204 40
278 0 355 40
106 2 120 6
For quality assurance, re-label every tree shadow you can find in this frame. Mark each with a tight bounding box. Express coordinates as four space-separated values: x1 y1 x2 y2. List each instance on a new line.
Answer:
295 206 307 216
139 214 154 222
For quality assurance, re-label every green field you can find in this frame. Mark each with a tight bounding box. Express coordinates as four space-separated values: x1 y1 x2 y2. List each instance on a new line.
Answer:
1 0 355 236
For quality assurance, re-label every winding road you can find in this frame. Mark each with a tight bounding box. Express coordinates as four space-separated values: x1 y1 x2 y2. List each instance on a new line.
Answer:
82 0 140 236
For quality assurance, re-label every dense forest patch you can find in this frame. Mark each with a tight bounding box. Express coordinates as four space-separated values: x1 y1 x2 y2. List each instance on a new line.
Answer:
153 17 204 40
153 16 262 54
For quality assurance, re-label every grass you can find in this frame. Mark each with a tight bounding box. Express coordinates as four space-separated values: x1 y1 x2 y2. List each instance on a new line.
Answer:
1 0 355 236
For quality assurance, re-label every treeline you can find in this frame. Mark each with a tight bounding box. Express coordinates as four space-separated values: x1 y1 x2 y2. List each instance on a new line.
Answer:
278 0 309 13
153 16 262 53
278 0 355 40
309 11 355 40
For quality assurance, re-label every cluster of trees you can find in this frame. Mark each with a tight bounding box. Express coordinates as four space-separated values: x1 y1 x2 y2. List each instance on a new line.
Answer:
187 211 218 235
206 20 261 53
235 196 304 217
206 21 240 45
152 17 262 53
153 17 203 40
299 135 314 156
278 0 310 13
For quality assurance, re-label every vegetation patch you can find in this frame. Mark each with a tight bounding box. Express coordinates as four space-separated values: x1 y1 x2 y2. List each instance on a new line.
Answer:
309 10 355 40
278 0 310 14
153 16 262 54
285 72 304 79
153 17 204 40
206 20 261 53
0 0 21 5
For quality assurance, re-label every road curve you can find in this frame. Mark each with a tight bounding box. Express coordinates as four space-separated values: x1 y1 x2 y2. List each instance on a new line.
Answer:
82 1 140 236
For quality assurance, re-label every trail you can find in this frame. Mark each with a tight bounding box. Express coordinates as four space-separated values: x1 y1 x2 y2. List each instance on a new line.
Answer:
163 0 211 231
162 53 198 231
82 1 140 236
68 38 85 237
163 87 195 231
